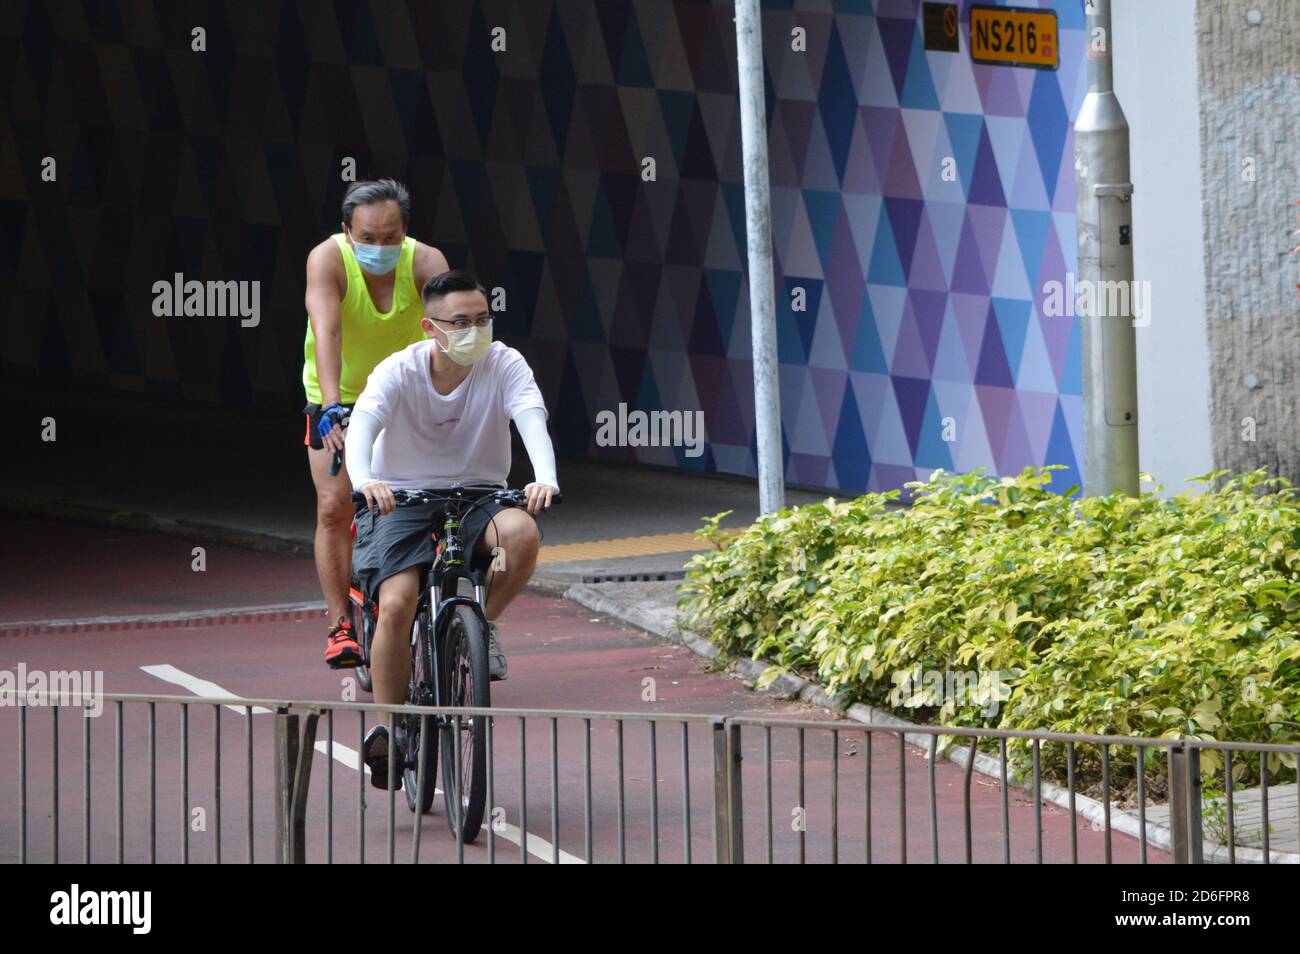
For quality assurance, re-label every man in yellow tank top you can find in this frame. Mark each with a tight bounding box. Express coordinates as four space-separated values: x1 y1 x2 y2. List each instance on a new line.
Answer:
302 179 449 668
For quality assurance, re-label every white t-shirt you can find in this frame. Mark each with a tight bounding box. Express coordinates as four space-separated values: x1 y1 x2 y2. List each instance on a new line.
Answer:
353 339 547 491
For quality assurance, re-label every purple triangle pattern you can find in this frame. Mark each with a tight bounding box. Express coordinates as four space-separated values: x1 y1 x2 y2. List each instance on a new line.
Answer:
8 0 1088 495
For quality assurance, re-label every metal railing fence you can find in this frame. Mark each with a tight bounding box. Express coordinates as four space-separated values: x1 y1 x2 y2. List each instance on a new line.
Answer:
6 692 1298 864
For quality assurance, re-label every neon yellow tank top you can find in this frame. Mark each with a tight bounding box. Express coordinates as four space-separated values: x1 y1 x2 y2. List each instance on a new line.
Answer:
302 234 426 404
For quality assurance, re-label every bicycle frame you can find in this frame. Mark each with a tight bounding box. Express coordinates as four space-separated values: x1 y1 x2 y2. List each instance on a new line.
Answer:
416 502 494 726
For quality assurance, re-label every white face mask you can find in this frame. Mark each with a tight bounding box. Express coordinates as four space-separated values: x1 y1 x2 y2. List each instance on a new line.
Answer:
436 324 492 366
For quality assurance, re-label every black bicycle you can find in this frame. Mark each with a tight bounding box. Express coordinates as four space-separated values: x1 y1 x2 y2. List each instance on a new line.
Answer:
347 484 559 842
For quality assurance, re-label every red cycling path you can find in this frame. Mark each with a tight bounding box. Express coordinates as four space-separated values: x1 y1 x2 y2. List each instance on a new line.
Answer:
0 515 1164 864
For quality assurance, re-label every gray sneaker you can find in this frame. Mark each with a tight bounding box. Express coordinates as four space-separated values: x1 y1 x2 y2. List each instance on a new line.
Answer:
486 621 508 681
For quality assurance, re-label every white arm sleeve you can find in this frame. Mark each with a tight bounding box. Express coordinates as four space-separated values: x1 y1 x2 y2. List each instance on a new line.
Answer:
514 406 559 491
345 409 383 491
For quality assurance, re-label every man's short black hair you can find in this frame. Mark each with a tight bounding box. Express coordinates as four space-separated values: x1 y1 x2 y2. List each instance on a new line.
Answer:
341 178 410 228
422 269 489 309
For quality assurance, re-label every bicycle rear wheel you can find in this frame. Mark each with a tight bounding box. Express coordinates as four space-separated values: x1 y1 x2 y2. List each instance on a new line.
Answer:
402 607 438 814
348 586 375 693
440 604 489 842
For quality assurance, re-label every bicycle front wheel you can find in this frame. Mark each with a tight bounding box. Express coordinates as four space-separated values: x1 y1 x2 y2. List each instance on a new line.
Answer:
402 608 438 814
440 605 489 842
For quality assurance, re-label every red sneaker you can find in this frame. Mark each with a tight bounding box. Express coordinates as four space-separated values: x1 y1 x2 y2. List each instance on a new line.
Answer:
324 615 363 669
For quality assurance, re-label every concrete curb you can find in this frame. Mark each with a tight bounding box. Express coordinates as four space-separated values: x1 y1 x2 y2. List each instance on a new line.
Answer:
563 583 1298 865
0 602 328 638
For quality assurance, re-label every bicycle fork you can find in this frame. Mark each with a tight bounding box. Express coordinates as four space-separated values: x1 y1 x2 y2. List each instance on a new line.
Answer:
424 584 488 732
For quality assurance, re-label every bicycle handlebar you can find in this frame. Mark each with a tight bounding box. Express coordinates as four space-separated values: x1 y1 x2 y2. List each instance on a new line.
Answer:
350 485 563 510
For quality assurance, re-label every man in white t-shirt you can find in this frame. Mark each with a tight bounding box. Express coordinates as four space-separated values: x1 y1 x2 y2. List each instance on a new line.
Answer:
344 270 559 787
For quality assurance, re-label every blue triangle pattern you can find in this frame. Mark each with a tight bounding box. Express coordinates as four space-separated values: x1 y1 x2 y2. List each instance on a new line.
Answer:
11 0 1089 500
818 21 859 184
914 385 956 470
1044 399 1082 495
899 24 941 110
866 206 907 286
832 379 873 492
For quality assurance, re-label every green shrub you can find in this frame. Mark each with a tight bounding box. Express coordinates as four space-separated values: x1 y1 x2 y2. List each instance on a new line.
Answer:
679 468 1300 794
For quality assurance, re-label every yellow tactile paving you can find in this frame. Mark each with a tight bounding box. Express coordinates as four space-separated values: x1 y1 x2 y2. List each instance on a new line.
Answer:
537 530 717 565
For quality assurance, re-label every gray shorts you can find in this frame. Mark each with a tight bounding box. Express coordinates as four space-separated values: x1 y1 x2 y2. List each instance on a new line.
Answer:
352 498 507 599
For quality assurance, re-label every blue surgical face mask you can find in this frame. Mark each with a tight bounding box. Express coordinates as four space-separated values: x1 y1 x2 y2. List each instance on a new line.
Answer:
348 231 402 275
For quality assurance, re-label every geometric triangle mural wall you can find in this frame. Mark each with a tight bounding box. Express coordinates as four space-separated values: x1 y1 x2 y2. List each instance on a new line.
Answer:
0 0 1087 496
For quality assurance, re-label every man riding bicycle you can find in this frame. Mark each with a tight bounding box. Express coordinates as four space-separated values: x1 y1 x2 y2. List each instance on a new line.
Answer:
344 269 559 785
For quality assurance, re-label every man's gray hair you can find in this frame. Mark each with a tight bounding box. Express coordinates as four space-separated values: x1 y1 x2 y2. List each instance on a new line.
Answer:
341 178 410 228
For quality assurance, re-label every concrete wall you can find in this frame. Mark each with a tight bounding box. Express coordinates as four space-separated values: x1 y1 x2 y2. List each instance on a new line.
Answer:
1196 0 1299 483
1113 0 1215 493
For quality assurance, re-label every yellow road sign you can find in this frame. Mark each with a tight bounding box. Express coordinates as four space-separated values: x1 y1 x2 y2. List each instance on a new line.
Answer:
970 6 1059 70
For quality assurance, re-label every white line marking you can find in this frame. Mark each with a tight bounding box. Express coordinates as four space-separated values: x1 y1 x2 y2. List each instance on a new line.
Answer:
313 737 366 772
140 664 274 715
498 824 585 865
139 664 583 863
